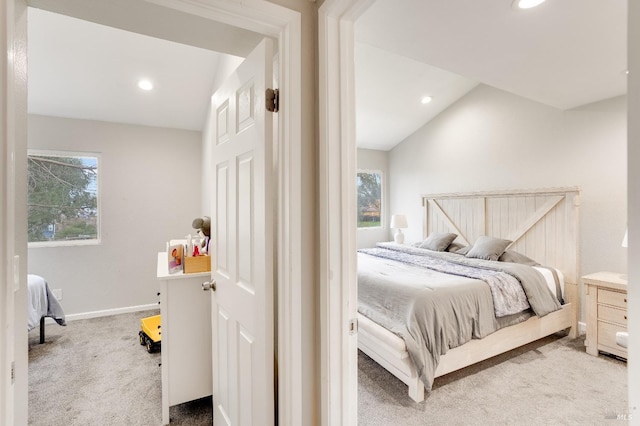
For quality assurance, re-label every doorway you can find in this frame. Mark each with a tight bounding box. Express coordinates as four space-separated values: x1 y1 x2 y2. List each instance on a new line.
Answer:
320 1 637 424
2 0 303 424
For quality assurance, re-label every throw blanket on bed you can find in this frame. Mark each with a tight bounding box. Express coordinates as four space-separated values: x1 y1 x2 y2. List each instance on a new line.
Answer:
27 274 67 331
357 243 561 391
359 246 530 317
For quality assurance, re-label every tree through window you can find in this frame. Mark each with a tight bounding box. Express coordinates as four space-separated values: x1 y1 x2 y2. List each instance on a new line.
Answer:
28 151 99 245
357 171 382 228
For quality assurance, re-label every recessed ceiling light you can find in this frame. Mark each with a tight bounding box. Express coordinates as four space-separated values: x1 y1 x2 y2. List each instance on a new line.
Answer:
138 79 154 91
421 96 433 104
512 0 546 10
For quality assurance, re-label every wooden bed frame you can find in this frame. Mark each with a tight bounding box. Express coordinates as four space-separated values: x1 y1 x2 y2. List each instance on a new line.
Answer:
358 187 581 402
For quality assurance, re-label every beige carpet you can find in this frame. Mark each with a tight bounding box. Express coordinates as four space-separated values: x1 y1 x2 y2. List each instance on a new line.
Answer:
358 333 629 425
29 313 628 425
28 310 211 426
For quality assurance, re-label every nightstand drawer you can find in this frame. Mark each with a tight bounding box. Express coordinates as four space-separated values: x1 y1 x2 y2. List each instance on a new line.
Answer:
598 304 627 325
583 272 628 359
598 321 628 358
598 288 627 308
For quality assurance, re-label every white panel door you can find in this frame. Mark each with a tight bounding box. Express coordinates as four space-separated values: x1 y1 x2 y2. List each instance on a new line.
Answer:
209 38 274 426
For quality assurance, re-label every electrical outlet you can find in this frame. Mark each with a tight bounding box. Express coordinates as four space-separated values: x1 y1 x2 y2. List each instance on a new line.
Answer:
52 288 63 300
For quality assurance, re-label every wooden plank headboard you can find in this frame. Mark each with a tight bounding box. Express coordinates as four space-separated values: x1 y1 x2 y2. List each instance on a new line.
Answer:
421 187 581 287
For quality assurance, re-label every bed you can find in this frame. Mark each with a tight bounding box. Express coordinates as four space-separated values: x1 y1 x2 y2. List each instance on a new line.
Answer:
27 274 66 343
357 187 580 402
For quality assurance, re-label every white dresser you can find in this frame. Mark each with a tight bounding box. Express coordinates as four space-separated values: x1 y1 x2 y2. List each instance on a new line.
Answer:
156 252 212 425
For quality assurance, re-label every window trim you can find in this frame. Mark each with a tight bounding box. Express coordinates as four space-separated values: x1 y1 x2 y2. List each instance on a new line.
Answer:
356 169 384 230
27 149 102 248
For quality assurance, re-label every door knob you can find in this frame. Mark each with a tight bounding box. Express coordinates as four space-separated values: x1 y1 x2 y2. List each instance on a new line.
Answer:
202 281 216 291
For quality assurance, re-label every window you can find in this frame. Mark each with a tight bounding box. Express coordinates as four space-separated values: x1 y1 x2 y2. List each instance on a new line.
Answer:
28 150 100 246
357 170 382 229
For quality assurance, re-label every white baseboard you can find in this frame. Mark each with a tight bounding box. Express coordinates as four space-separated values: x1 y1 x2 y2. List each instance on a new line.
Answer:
45 303 159 324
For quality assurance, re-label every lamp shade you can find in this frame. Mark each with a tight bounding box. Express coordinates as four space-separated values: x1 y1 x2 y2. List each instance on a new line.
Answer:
622 229 628 248
390 214 408 229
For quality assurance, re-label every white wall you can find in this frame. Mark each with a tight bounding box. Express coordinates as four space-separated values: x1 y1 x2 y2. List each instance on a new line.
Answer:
357 148 389 248
389 85 627 321
27 115 202 316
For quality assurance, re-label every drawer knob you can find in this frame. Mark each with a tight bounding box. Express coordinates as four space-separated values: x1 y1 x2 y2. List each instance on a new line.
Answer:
624 298 627 303
624 315 627 320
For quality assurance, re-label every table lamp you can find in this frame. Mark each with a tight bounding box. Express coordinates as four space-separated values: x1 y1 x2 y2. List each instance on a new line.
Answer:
390 214 408 244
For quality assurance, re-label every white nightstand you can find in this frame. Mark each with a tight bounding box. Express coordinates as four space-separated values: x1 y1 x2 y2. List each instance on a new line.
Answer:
583 271 628 360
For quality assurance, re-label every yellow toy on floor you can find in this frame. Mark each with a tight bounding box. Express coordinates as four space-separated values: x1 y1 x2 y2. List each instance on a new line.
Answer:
139 314 161 353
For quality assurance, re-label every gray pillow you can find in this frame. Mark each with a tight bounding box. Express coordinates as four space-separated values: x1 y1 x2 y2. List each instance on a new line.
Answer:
446 242 466 253
465 236 512 261
498 250 540 266
453 245 471 255
418 232 457 252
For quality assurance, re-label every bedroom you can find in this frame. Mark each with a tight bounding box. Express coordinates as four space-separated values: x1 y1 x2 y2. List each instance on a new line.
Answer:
4 0 320 423
22 3 269 424
350 0 629 421
354 0 627 278
2 0 636 422
25 7 249 322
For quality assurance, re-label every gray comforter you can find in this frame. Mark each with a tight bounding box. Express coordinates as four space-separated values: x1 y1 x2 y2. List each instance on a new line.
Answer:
357 243 561 391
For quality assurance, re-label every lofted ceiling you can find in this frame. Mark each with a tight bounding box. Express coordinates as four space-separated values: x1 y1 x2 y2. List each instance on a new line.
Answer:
28 0 627 150
355 0 627 150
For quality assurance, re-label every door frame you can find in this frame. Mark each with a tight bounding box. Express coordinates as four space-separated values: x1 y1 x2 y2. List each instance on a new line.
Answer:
1 0 303 424
1 1 9 421
629 0 640 414
2 0 28 424
318 0 374 424
1 1 11 422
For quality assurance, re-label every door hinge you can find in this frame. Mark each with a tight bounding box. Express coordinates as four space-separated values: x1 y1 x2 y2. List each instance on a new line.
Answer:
266 88 279 113
349 318 358 335
11 361 15 384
